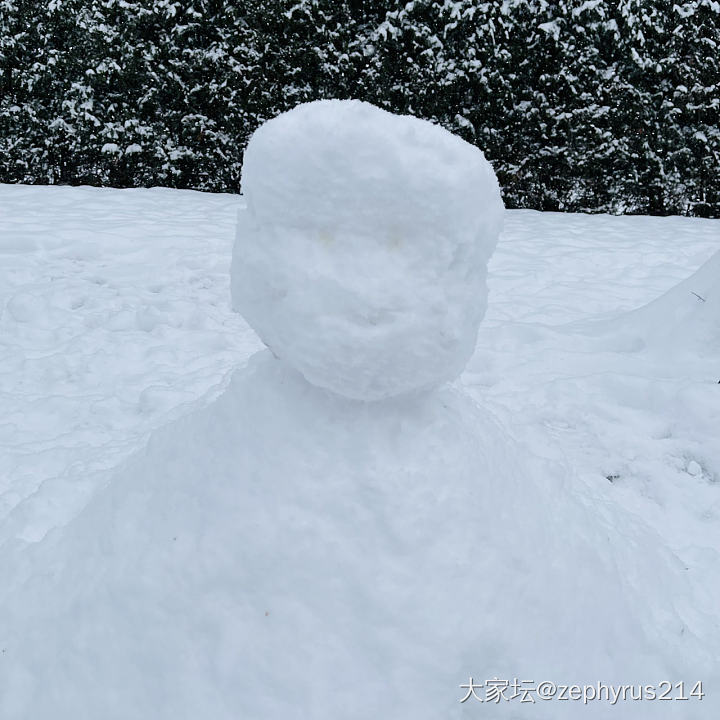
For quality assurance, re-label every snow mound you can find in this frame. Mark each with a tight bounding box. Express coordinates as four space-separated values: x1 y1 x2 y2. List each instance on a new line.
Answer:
574 248 720 360
1 351 712 719
621 249 720 354
231 99 503 400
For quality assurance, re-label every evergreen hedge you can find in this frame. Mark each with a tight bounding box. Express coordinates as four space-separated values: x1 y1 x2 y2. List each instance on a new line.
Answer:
1 0 718 216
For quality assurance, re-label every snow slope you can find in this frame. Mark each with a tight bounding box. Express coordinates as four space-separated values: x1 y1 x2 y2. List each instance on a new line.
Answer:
611 247 720 355
1 185 719 718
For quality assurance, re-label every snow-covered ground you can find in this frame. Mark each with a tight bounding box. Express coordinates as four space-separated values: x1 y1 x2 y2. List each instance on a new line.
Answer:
1 185 716 548
0 185 261 546
1 184 719 718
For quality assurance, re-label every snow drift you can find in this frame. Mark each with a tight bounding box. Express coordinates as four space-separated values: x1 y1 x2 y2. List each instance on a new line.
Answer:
617 248 720 355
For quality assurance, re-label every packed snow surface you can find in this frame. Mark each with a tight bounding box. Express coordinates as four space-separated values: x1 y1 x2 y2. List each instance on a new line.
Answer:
232 100 503 400
1 184 719 719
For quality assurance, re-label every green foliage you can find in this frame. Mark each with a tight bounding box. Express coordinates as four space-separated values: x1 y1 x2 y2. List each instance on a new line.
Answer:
1 0 718 216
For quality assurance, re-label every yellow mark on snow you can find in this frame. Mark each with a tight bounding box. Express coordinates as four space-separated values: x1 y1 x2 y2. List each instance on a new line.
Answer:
318 229 334 245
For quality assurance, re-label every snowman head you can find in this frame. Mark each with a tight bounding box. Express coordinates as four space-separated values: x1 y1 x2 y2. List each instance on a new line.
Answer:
232 100 504 401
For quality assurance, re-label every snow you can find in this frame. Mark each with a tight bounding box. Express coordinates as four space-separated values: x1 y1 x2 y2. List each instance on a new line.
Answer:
609 247 720 355
0 185 261 546
0 184 719 719
232 99 503 400
0 350 709 719
538 20 561 40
